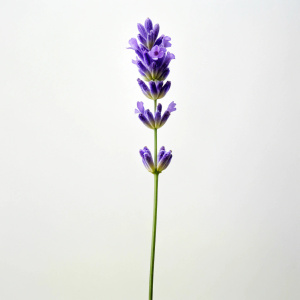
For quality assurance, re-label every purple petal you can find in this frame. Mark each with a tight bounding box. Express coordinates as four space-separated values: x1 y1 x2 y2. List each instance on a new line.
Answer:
132 57 139 65
137 34 147 47
135 50 144 61
144 153 155 172
158 111 170 128
162 36 172 48
128 38 140 51
137 101 145 114
140 45 148 52
143 146 151 154
137 79 152 98
158 81 171 99
145 18 153 33
147 31 155 49
162 153 172 170
144 52 152 66
158 146 165 162
145 109 155 127
157 68 170 81
150 62 157 77
149 81 158 99
158 52 175 73
157 103 162 113
139 149 145 158
157 150 172 172
137 23 147 39
139 114 153 129
153 24 160 41
154 111 161 128
138 70 147 79
137 61 149 74
156 82 163 93
167 101 176 113
154 35 164 47
149 45 166 60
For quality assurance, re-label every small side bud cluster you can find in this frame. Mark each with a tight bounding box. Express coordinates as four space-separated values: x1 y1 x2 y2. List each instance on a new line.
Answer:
137 79 171 100
135 101 176 129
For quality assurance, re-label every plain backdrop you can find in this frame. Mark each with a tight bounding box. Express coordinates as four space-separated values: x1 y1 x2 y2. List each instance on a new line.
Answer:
0 0 299 299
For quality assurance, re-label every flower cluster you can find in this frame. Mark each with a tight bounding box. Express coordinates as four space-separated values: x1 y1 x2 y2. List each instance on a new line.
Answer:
137 79 171 100
128 18 175 173
135 101 176 129
139 146 173 174
128 18 175 99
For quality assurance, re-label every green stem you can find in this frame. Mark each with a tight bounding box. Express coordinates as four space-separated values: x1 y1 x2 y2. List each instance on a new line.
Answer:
149 100 158 300
149 172 159 300
154 100 157 166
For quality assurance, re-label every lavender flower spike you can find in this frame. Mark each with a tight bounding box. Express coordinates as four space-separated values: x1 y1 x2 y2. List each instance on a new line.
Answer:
128 19 176 300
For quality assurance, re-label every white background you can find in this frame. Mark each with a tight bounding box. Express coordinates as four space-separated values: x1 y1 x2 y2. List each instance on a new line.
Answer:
0 0 299 299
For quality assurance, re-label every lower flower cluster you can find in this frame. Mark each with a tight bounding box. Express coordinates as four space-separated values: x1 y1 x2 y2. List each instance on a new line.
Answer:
139 146 172 173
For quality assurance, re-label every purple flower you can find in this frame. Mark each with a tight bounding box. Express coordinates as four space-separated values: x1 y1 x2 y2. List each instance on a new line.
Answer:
145 18 153 33
157 147 173 172
137 80 171 100
135 102 154 129
157 146 165 162
137 23 147 39
137 79 152 99
167 101 176 113
162 36 172 47
138 114 153 129
135 101 176 129
157 101 177 128
158 81 171 99
153 24 160 41
127 38 141 51
139 146 155 173
154 35 164 47
127 18 175 83
149 45 166 60
134 101 145 114
145 109 155 127
137 34 147 47
139 146 172 173
156 52 175 77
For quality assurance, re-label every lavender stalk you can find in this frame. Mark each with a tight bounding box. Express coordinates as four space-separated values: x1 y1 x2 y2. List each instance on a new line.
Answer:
128 18 175 300
150 100 158 300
